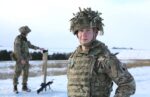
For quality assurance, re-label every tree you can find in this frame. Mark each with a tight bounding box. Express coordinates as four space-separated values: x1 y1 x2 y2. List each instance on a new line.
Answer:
0 50 11 61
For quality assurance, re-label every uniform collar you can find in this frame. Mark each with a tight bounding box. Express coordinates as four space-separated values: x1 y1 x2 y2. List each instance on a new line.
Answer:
76 40 102 55
19 34 27 41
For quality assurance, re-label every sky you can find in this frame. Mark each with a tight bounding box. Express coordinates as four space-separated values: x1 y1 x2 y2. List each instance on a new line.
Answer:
0 0 150 53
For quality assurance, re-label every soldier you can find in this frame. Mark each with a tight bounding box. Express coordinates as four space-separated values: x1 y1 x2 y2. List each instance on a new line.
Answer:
13 25 44 93
67 8 136 97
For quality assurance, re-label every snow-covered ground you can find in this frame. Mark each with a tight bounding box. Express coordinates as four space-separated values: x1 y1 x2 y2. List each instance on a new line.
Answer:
0 67 150 97
0 49 150 97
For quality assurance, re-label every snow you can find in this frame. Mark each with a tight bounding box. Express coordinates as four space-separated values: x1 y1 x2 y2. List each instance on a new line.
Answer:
109 49 150 60
0 49 150 97
112 67 150 97
0 75 67 97
116 49 150 60
0 67 150 97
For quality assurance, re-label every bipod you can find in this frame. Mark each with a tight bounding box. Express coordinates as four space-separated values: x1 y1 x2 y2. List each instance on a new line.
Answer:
37 50 53 94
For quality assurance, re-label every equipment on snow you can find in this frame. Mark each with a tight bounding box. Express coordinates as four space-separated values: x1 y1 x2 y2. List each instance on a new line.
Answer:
37 50 53 94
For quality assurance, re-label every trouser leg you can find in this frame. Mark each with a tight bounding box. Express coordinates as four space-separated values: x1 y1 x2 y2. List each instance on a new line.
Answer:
22 62 31 92
13 62 22 85
22 62 30 85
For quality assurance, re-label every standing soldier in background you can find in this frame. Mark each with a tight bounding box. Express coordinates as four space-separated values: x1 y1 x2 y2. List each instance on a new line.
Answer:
67 8 136 97
13 26 44 93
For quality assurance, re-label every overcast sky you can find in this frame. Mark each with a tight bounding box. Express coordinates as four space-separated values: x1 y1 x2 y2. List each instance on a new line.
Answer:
0 0 150 53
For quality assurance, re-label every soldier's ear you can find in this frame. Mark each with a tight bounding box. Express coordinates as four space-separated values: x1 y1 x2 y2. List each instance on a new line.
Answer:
75 31 79 38
93 27 98 31
95 32 98 36
76 34 79 38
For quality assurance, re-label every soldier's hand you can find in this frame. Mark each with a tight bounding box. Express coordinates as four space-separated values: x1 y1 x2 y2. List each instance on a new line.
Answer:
21 60 26 65
39 48 45 51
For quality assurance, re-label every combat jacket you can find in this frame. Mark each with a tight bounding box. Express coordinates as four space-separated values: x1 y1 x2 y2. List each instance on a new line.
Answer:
14 34 39 61
67 40 135 97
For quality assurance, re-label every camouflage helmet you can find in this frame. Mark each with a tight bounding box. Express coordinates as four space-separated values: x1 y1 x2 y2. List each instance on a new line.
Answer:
19 25 31 34
70 7 104 35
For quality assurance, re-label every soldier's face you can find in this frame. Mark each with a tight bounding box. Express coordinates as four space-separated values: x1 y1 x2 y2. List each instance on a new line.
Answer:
77 28 94 45
22 32 28 37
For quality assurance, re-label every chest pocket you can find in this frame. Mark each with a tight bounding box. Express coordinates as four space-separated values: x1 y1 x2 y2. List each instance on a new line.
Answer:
20 40 30 59
21 41 28 52
68 56 96 77
67 55 96 97
91 56 113 97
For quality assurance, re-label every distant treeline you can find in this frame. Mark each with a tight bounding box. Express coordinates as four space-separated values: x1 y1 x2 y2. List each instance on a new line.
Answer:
112 47 133 50
0 50 71 61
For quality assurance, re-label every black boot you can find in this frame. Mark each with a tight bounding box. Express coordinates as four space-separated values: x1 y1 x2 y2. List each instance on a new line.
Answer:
22 84 31 92
13 85 19 94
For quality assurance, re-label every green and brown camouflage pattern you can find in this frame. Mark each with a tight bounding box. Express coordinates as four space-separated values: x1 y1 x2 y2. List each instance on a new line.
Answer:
13 34 39 85
19 25 31 34
67 40 136 97
13 35 39 61
70 7 104 35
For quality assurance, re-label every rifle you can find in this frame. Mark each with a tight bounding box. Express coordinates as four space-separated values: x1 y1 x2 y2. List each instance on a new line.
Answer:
37 50 53 94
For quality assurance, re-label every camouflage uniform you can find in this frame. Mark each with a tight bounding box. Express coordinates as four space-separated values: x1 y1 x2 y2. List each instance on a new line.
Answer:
67 40 135 97
67 8 136 97
13 26 40 86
